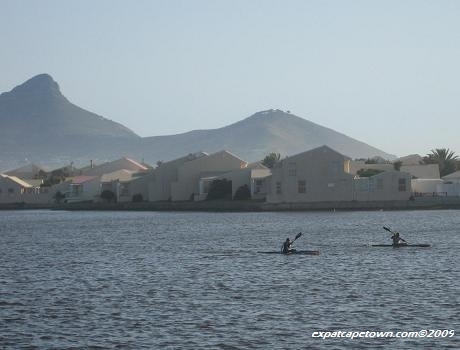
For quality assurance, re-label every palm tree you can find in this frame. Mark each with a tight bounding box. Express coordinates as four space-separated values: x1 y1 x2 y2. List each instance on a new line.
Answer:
423 148 458 177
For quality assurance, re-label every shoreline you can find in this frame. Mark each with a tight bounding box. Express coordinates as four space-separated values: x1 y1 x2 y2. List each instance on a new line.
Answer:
1 197 460 212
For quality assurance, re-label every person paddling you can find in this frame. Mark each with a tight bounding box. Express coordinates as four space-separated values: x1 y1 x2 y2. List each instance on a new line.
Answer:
391 231 407 246
282 238 294 254
281 232 302 254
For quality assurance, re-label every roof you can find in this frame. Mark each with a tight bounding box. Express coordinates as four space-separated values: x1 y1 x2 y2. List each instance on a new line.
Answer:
443 170 460 179
4 163 46 176
71 175 98 184
0 174 33 188
101 169 136 182
281 145 350 164
400 164 440 179
396 154 423 165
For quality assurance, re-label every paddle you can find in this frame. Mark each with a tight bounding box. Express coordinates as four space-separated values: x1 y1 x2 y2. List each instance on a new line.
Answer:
292 232 302 242
383 226 408 243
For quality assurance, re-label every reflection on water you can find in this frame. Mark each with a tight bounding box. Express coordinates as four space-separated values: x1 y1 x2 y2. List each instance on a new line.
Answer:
0 210 459 349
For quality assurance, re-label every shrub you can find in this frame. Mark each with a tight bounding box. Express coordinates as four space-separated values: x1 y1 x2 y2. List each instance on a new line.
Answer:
233 184 251 200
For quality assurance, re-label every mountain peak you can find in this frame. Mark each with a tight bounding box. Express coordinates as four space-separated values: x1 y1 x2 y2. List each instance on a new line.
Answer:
9 73 62 99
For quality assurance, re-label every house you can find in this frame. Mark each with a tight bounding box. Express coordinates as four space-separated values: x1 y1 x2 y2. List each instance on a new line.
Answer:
148 152 207 202
353 170 412 201
170 150 247 201
65 175 100 203
267 146 354 203
0 174 49 203
197 162 271 200
440 171 460 196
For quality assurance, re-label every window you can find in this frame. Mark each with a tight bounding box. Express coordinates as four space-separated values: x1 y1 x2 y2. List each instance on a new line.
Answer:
298 180 306 194
288 163 297 176
276 181 282 194
398 178 406 192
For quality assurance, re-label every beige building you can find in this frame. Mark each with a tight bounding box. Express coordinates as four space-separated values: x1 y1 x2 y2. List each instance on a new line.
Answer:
171 150 247 201
197 162 271 200
354 170 412 201
148 153 207 202
267 146 354 203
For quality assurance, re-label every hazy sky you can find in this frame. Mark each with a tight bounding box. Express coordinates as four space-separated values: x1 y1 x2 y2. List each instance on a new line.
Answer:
1 0 459 157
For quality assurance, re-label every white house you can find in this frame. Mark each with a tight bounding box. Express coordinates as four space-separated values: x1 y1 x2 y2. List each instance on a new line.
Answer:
440 171 460 196
65 175 100 203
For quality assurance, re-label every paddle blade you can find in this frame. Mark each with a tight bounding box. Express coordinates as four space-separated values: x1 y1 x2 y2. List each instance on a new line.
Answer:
383 226 392 232
295 232 302 240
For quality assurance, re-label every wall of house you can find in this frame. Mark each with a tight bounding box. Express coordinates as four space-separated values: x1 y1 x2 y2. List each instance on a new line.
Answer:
267 146 354 203
411 179 444 195
354 171 412 201
171 151 246 201
117 176 150 202
0 177 57 203
148 161 184 201
65 179 101 203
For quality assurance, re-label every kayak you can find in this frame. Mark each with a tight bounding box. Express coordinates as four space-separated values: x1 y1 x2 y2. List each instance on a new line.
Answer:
371 244 431 248
258 250 320 255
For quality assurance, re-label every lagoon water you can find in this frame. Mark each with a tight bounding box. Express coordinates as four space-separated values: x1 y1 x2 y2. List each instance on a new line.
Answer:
0 209 459 349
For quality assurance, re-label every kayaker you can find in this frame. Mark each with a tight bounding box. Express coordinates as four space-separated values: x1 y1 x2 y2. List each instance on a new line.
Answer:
282 238 295 254
391 231 407 246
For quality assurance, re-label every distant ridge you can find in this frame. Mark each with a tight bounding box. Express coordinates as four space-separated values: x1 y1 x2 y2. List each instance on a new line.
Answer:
141 109 395 162
0 75 395 170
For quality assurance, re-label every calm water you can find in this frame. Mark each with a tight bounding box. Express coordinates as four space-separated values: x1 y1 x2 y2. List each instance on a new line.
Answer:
0 209 459 349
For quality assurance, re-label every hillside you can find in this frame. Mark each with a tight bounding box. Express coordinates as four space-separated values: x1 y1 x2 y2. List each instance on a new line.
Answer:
141 109 395 162
0 74 395 170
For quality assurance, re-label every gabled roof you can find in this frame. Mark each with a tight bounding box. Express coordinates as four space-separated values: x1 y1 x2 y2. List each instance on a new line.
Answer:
4 163 46 176
401 164 440 179
101 169 136 183
71 175 98 184
280 145 349 164
0 174 33 188
78 157 149 175
443 170 460 179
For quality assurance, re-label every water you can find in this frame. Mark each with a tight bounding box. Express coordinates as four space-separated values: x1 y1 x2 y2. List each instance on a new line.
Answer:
0 209 459 349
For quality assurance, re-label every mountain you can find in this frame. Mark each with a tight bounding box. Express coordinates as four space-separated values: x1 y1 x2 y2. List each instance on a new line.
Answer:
0 74 395 171
141 109 395 162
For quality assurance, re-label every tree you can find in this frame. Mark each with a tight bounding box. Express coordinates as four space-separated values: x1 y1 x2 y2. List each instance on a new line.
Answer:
262 152 281 168
132 193 143 202
100 190 116 203
423 148 458 177
53 190 66 204
206 179 232 200
233 184 251 200
393 161 402 171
